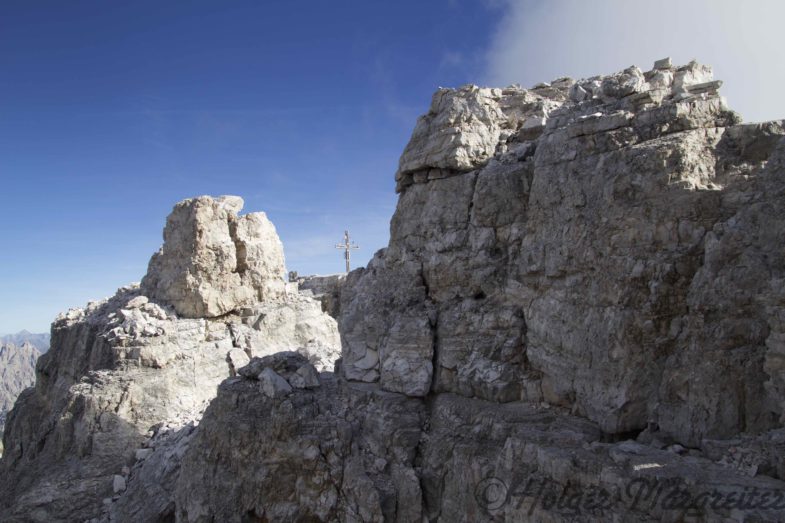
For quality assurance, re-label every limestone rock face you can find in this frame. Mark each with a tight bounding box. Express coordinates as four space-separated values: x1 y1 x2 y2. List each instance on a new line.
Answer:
395 82 567 190
174 373 785 523
174 376 426 523
342 59 785 446
141 195 286 318
0 197 339 523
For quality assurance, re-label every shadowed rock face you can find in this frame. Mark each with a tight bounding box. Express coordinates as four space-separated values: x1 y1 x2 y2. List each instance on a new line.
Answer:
0 196 340 523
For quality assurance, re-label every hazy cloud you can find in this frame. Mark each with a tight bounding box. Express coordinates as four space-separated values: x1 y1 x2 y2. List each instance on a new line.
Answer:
485 0 785 123
440 50 464 68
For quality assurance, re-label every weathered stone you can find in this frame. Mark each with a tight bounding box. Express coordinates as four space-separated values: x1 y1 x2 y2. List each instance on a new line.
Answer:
238 351 310 380
141 195 286 318
226 348 250 376
174 377 426 522
0 341 41 445
673 60 714 93
295 273 346 318
112 475 126 494
340 60 785 445
653 56 672 69
258 368 292 398
175 382 785 523
684 79 722 94
647 69 673 90
395 82 571 183
600 65 645 98
134 448 153 461
288 363 320 389
120 60 785 520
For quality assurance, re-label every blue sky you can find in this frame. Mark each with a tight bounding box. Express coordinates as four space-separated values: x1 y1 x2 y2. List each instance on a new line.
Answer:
0 0 500 332
1 0 782 333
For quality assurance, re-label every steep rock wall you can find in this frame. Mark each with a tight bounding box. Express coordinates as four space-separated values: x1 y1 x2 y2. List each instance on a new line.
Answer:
341 60 785 444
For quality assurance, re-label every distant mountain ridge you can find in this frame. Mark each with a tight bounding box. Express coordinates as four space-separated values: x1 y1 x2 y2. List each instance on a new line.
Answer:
0 340 42 454
0 330 50 353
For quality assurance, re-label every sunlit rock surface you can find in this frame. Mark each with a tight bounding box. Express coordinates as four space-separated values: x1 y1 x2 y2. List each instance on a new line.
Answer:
0 196 340 522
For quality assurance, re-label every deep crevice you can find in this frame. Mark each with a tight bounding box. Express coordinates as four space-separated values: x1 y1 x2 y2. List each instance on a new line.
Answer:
600 426 646 443
228 219 248 275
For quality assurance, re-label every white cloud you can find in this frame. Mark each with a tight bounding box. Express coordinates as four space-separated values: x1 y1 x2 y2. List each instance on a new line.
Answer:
484 0 785 123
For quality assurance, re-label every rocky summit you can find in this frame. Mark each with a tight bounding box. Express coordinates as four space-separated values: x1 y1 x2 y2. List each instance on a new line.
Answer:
2 58 785 522
0 196 340 522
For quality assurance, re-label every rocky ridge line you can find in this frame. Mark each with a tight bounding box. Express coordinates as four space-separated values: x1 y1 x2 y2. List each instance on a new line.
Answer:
0 331 50 353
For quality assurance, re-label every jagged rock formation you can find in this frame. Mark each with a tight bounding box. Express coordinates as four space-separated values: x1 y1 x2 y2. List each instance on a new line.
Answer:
343 59 784 445
0 331 50 353
0 196 340 522
173 60 785 522
0 341 42 453
141 195 287 318
3 59 785 522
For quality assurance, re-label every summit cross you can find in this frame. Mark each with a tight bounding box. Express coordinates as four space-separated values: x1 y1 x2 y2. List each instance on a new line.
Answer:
335 230 359 273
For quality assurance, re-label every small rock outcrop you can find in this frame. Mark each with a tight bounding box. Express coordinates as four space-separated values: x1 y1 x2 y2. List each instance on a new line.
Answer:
0 196 340 522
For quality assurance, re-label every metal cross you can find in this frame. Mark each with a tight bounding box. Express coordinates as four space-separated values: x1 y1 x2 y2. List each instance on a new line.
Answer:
335 230 359 273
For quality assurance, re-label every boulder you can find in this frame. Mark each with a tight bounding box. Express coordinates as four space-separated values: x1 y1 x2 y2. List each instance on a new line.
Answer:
258 368 292 398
